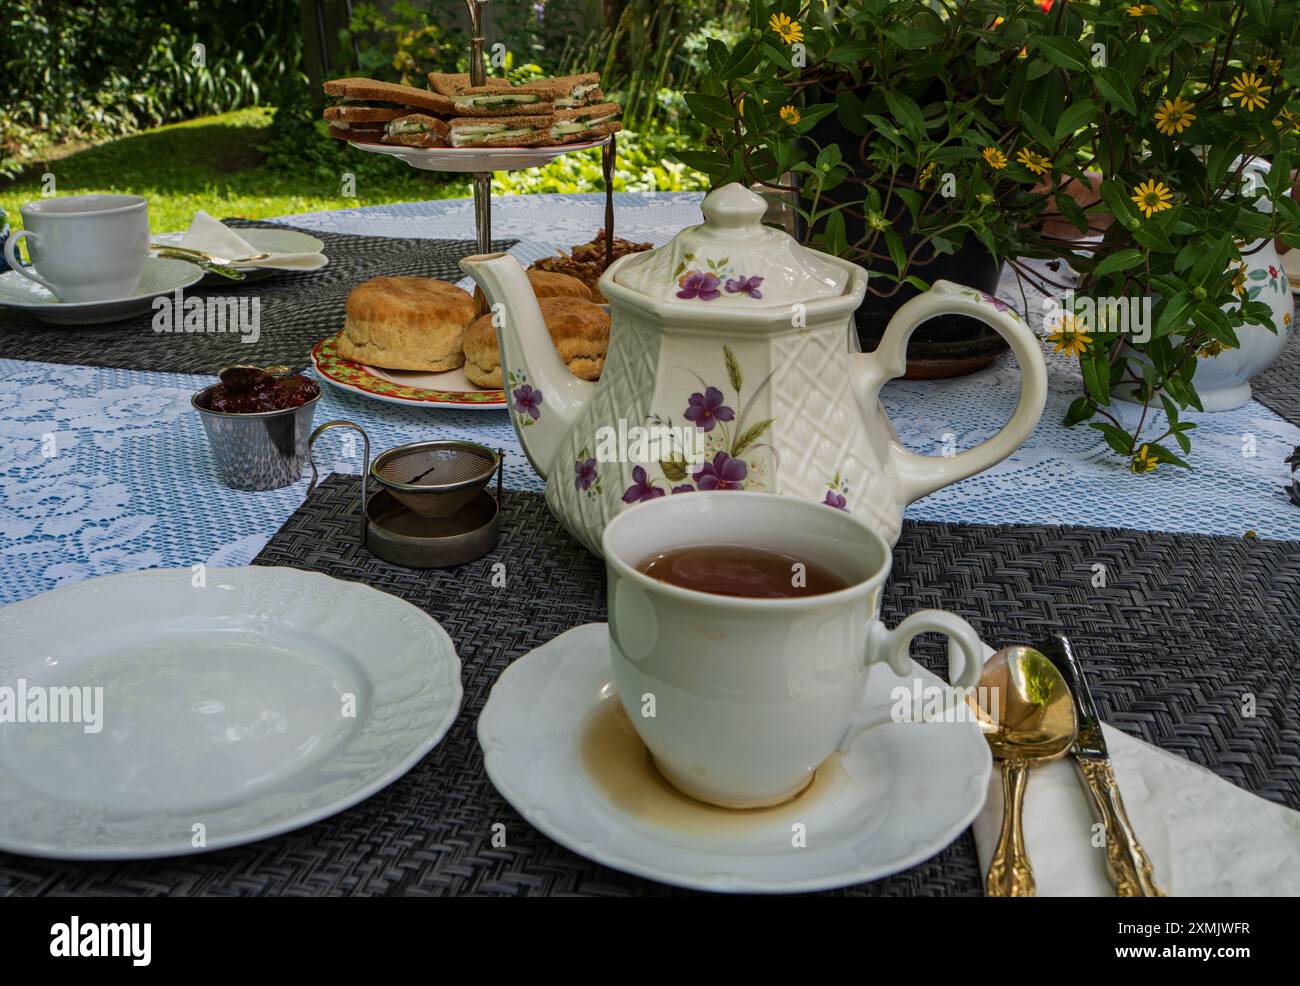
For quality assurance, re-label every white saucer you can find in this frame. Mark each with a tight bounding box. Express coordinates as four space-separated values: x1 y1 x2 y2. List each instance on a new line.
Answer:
0 566 462 859
477 623 991 893
0 256 203 325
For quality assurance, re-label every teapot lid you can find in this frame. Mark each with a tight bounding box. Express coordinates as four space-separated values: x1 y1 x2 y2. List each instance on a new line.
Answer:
612 183 851 308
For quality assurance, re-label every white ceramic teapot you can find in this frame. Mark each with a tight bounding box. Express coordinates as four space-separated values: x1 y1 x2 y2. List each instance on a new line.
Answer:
461 183 1047 556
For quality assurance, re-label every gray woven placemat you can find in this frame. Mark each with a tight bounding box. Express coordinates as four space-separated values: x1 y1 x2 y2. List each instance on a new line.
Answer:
1253 329 1300 427
2 478 1297 896
0 221 515 374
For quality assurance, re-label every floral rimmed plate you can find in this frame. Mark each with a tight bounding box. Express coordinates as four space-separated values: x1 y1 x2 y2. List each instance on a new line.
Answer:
311 333 506 410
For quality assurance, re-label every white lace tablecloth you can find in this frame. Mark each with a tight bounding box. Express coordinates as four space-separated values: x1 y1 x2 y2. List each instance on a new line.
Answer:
2 191 1298 605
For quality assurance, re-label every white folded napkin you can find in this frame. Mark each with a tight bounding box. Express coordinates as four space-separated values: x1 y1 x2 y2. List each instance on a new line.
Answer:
953 641 1300 896
177 210 326 271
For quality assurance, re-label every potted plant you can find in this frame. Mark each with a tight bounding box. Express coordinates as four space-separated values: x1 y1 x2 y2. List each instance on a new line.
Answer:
680 0 1054 376
681 0 1300 468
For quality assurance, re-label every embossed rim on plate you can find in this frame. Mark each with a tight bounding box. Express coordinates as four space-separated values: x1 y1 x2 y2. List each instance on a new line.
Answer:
477 623 992 894
311 333 506 409
0 566 463 860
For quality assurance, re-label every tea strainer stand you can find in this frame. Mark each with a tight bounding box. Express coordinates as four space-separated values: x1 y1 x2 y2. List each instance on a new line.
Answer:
307 420 504 568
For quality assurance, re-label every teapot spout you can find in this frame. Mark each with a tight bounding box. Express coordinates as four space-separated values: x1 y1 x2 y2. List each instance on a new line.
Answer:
459 252 594 480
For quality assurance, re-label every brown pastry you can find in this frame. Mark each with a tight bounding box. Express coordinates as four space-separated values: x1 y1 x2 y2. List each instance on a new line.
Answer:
335 276 477 372
527 269 591 301
530 230 653 303
463 297 609 388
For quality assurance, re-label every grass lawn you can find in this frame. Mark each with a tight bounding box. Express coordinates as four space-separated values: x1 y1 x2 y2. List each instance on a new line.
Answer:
1 107 703 235
0 108 475 233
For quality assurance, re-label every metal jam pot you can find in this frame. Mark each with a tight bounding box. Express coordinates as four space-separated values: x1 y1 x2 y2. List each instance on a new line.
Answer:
192 384 321 491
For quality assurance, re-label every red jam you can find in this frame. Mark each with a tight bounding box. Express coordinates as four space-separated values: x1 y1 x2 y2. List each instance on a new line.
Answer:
205 370 320 414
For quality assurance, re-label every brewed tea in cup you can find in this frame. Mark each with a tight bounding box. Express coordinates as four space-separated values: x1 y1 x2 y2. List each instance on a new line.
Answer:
602 492 984 808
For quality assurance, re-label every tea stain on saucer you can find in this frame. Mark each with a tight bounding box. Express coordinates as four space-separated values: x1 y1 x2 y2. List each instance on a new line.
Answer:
580 698 849 837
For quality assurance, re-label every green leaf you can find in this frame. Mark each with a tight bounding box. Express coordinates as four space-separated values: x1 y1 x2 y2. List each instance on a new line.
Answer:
884 90 926 134
724 345 743 394
1033 37 1091 72
1081 352 1112 405
1091 249 1145 279
1092 67 1137 115
1089 422 1134 455
823 209 847 258
684 92 737 131
1054 100 1098 142
1147 443 1191 470
1062 395 1094 427
883 227 907 277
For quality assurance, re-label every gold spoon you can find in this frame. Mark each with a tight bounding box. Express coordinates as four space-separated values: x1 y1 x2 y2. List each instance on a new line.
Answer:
969 646 1077 897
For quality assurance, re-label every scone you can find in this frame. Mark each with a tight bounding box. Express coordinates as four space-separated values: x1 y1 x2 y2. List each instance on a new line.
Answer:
336 276 477 372
527 269 591 301
464 297 609 388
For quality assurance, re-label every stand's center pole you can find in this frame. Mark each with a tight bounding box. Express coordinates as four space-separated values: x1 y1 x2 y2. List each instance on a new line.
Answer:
466 0 487 86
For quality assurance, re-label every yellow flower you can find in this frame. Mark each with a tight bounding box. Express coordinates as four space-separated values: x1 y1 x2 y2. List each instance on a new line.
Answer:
1130 445 1160 473
1154 96 1196 136
1228 72 1269 112
1046 313 1093 357
1016 147 1051 176
1198 340 1227 358
1131 179 1173 218
1276 108 1299 134
1231 263 1248 297
918 162 936 187
1285 312 1292 327
779 104 800 125
983 146 1008 170
769 12 803 45
1126 4 1157 15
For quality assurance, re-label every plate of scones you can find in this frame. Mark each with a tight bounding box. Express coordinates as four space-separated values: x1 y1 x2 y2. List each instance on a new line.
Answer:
312 269 611 410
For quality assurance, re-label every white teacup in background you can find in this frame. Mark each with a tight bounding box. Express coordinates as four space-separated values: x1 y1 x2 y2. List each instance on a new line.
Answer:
3 194 149 303
603 492 985 809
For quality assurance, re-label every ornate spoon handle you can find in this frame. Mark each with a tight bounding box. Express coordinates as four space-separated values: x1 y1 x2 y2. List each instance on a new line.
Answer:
986 759 1036 896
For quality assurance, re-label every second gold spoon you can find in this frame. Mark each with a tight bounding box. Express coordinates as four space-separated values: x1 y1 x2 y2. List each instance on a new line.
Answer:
971 646 1078 897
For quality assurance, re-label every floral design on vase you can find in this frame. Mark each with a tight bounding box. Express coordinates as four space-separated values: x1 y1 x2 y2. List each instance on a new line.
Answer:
619 344 778 502
672 251 765 301
968 290 1020 321
1244 263 1291 300
507 370 543 428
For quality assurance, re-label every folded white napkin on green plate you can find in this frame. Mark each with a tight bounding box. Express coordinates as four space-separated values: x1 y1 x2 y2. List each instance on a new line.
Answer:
954 641 1300 896
178 210 326 271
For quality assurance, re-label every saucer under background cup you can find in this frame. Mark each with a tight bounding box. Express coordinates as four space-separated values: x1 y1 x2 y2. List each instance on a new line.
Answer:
0 256 203 325
477 623 991 893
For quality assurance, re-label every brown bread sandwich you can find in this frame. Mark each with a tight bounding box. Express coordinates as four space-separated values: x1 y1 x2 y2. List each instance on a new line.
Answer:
428 72 554 115
382 114 450 148
549 103 622 143
551 73 604 108
448 114 555 147
323 77 457 116
335 276 478 373
463 297 609 388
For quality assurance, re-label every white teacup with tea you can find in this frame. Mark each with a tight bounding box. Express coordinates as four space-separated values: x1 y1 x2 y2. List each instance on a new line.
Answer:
602 492 984 809
3 194 149 303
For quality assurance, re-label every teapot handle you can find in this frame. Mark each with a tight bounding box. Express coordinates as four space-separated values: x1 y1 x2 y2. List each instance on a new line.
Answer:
855 280 1047 505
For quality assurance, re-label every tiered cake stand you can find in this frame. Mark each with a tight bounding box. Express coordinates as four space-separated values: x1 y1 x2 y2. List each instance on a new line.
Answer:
346 0 617 259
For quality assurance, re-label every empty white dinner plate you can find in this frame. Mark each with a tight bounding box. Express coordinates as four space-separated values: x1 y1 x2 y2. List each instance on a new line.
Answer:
0 567 462 859
478 623 991 893
0 256 203 325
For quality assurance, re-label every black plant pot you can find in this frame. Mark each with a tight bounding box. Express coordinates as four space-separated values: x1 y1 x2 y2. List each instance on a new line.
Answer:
805 116 1010 379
